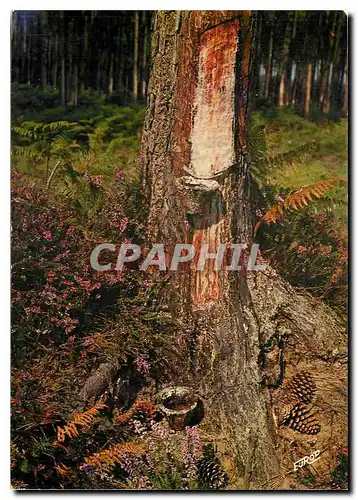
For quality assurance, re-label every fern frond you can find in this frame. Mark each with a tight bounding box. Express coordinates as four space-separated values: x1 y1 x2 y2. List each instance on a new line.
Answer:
19 120 81 133
11 145 41 158
55 463 71 477
268 141 319 168
254 177 346 235
55 402 106 443
41 121 81 133
11 125 39 139
12 121 82 144
248 125 268 165
84 442 145 468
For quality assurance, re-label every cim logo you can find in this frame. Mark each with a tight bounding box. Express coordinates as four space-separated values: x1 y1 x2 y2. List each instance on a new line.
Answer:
294 450 321 471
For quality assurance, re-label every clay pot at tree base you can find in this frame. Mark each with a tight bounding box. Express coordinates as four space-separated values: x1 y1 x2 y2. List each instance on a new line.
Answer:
157 386 204 431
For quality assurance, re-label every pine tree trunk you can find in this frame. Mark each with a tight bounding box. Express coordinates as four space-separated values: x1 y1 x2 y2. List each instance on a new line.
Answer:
140 11 347 489
72 63 78 105
141 11 279 488
288 61 296 105
80 13 88 92
286 12 297 106
27 23 32 85
116 23 124 93
52 35 58 88
108 53 114 95
320 12 337 114
263 28 273 100
278 16 291 107
67 20 73 104
319 65 328 106
278 72 286 107
322 62 333 114
60 56 66 108
40 12 47 87
342 62 348 117
303 62 312 119
60 13 66 108
141 11 148 99
21 16 27 83
133 11 139 100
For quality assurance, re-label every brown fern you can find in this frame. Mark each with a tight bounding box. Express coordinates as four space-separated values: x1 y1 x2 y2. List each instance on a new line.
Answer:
55 463 71 477
55 402 106 444
254 177 345 235
84 442 145 468
114 400 157 425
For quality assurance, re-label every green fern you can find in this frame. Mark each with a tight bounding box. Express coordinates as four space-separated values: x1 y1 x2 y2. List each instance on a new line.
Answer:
267 141 319 169
248 125 320 187
11 120 87 183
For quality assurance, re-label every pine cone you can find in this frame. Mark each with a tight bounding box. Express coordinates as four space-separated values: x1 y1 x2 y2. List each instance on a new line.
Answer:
287 371 316 404
196 458 228 490
288 404 321 434
276 393 300 425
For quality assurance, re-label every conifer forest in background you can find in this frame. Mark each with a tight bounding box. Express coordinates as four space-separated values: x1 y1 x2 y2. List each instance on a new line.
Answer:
11 11 347 114
11 11 348 491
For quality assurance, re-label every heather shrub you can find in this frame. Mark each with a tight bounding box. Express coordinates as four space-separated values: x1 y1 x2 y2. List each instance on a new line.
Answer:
11 171 178 489
82 422 204 490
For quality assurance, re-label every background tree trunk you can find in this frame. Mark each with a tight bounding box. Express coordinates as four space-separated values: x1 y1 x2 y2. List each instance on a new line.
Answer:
141 11 148 99
341 56 348 117
140 10 347 489
52 35 58 88
263 28 273 101
60 12 66 108
278 15 291 107
40 12 48 87
304 62 312 119
133 11 139 100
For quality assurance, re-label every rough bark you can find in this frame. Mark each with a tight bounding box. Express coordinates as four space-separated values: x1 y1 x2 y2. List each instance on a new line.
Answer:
79 361 119 402
141 10 278 488
139 10 347 490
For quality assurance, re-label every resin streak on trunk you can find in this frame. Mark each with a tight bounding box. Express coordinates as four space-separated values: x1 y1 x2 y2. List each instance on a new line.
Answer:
190 20 239 179
189 20 239 307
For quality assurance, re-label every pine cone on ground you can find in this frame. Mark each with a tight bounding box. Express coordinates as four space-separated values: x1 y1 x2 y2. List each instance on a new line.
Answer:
273 371 320 434
287 370 316 404
196 457 228 490
275 392 301 425
287 404 321 434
